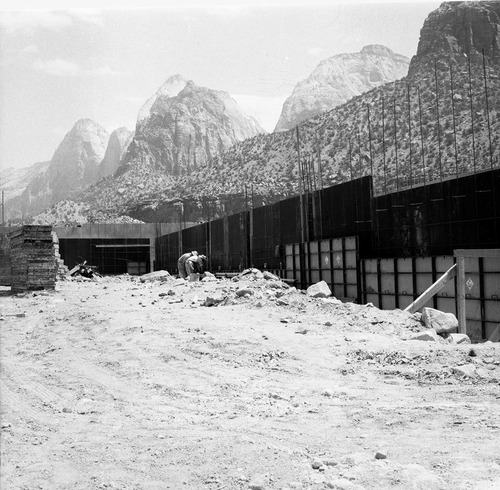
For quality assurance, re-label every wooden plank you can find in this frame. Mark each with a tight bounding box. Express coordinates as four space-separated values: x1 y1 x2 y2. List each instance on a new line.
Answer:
489 324 500 343
456 256 467 334
454 249 500 258
404 263 457 314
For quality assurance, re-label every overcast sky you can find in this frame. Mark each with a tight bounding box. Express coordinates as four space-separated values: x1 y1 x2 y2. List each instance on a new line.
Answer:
0 0 441 171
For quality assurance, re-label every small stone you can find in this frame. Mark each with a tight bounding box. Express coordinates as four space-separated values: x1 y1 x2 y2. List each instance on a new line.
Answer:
294 328 308 335
326 478 364 489
468 349 477 357
325 321 333 326
311 458 323 469
236 288 254 297
248 473 267 490
452 365 476 378
139 270 171 283
204 294 225 306
375 451 387 460
409 329 439 342
446 333 471 345
306 281 332 298
324 459 338 467
280 318 291 323
263 271 280 281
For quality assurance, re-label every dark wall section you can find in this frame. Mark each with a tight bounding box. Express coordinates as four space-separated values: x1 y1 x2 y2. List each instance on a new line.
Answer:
59 238 150 275
155 169 500 273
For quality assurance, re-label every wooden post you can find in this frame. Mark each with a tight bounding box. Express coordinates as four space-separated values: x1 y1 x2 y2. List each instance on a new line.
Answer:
456 256 466 334
404 263 457 314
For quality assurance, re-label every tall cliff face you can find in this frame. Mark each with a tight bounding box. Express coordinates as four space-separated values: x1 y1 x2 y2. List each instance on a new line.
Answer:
274 45 409 132
118 78 265 177
97 127 134 179
18 119 109 217
408 1 500 77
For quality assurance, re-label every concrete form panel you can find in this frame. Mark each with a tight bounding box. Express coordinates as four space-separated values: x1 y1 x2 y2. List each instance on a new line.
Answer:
397 258 413 273
398 274 414 296
381 274 395 294
380 259 394 273
483 257 500 273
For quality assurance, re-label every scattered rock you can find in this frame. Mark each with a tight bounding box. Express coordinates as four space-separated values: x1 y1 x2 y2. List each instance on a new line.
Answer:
452 365 476 377
139 270 172 283
204 294 226 307
311 458 323 469
325 321 333 326
468 348 477 357
295 328 308 335
248 473 267 490
306 281 332 298
263 271 280 281
399 464 443 487
201 271 217 282
326 478 365 489
409 329 440 342
236 287 254 297
421 307 458 334
446 333 471 345
375 450 387 460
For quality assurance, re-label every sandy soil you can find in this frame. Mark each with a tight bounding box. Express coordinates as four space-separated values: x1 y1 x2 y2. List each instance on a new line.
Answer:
1 273 499 490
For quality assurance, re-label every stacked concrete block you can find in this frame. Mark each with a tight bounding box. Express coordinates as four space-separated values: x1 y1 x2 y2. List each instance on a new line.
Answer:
52 231 69 279
9 225 57 292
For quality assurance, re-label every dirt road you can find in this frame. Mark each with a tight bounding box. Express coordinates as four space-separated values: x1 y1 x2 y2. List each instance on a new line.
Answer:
1 274 499 489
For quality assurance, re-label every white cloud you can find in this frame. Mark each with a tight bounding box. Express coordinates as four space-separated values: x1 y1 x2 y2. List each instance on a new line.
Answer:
33 58 81 76
307 47 326 58
22 44 39 54
0 9 103 34
69 9 103 26
33 58 125 77
0 11 72 33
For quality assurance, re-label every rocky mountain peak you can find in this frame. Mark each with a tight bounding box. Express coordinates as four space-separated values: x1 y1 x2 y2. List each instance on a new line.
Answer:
274 45 409 132
119 78 264 179
137 74 188 122
98 127 134 179
409 1 500 77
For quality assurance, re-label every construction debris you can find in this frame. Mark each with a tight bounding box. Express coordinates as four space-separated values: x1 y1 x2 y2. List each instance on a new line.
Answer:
139 270 172 283
421 307 458 334
306 280 332 298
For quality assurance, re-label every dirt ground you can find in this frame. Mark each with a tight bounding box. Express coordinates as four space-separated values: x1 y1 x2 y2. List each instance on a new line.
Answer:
1 272 499 490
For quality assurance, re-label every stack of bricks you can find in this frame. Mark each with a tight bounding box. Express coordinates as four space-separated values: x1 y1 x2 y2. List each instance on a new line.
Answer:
9 225 58 293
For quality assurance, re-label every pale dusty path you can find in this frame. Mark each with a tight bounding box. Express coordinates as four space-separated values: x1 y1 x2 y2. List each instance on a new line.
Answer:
1 277 499 490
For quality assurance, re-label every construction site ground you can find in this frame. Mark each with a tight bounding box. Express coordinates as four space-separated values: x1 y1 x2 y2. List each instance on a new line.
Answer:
1 273 499 490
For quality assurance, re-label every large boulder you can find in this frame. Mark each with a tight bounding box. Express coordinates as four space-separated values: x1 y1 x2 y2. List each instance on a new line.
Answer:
421 307 458 334
306 280 332 298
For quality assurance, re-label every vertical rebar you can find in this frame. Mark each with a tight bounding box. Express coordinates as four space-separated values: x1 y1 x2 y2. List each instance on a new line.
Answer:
468 54 477 174
357 128 363 179
1 190 4 226
382 95 387 194
417 85 426 186
449 61 460 179
348 139 353 181
407 83 413 188
393 97 399 192
434 59 443 182
316 137 323 189
482 49 494 170
296 126 305 243
366 104 374 179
